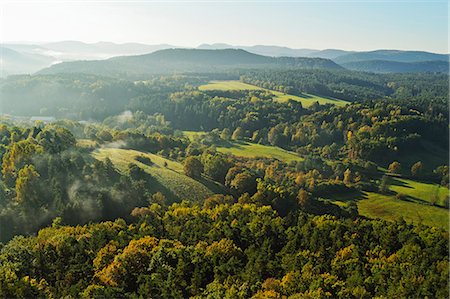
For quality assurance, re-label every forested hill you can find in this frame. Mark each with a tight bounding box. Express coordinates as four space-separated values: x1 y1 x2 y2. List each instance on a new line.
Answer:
333 49 449 64
38 48 343 77
341 59 450 73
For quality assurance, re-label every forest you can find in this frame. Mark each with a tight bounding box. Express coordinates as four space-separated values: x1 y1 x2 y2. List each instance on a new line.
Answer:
0 62 448 298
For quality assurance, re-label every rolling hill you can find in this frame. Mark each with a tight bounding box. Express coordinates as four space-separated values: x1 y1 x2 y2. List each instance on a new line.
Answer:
197 43 318 57
328 176 449 230
41 41 178 60
333 49 449 64
0 47 55 77
198 80 349 107
38 48 344 77
93 148 225 203
4 41 449 77
184 131 305 163
341 59 449 73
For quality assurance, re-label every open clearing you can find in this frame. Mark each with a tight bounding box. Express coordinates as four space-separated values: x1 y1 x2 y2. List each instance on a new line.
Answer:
328 177 449 230
358 192 448 230
184 131 303 162
198 80 349 107
216 141 303 163
390 177 449 206
93 148 223 203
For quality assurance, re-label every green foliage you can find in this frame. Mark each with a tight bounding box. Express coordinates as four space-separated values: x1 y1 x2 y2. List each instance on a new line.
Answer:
388 161 401 174
0 68 448 298
0 203 447 298
199 80 349 107
184 156 204 179
93 148 218 203
379 175 391 194
411 161 424 178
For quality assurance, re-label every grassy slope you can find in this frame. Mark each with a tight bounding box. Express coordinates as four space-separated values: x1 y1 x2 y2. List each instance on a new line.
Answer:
329 177 449 230
390 177 449 206
358 192 448 230
198 80 349 107
93 148 223 203
77 139 98 148
216 141 303 163
184 131 303 163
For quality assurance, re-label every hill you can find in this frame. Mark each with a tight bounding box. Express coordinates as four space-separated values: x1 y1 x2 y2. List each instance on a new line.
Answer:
93 148 224 203
184 131 305 163
334 49 449 64
38 48 344 77
308 49 355 59
197 43 318 57
0 47 55 77
41 41 178 60
198 80 349 107
341 59 450 73
328 177 449 230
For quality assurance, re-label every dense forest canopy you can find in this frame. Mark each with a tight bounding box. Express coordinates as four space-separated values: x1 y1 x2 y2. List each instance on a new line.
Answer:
0 59 448 297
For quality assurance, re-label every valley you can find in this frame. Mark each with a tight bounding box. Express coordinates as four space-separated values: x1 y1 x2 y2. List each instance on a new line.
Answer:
0 36 448 299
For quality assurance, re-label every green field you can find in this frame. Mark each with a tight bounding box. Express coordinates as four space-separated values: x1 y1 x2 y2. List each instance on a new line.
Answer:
93 148 223 203
217 141 303 163
390 177 449 206
198 80 349 107
184 131 303 162
199 80 262 91
329 177 449 230
76 139 98 148
358 192 448 229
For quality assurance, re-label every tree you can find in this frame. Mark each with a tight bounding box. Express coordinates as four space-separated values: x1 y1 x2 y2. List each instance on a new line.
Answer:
379 175 390 194
230 171 257 195
220 128 231 140
127 163 147 181
297 189 311 208
15 164 41 206
411 161 424 178
388 161 401 174
184 157 203 178
202 154 232 183
343 169 352 186
231 127 244 140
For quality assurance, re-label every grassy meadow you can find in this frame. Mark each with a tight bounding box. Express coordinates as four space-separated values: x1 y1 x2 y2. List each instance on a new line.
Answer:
198 80 349 107
216 141 304 163
93 148 224 203
184 131 303 163
390 177 449 206
328 177 449 230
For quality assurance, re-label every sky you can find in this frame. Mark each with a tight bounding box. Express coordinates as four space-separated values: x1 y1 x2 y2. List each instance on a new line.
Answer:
1 0 448 53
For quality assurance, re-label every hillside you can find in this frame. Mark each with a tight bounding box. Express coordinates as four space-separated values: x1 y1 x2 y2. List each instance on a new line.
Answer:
0 47 55 77
184 131 305 163
197 43 318 57
93 148 224 202
38 48 344 77
334 49 449 64
198 80 349 107
329 177 449 230
341 59 449 73
42 41 175 54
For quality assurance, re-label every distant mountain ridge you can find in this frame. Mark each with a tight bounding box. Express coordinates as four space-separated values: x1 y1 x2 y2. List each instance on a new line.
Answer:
38 48 344 77
42 41 178 58
334 50 449 64
342 59 450 73
0 47 55 76
197 43 318 57
2 41 449 77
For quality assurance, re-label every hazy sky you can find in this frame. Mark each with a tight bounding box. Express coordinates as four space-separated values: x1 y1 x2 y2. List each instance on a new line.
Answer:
1 0 448 53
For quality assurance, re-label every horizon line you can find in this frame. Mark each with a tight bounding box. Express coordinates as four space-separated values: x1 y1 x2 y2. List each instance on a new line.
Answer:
1 40 449 55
